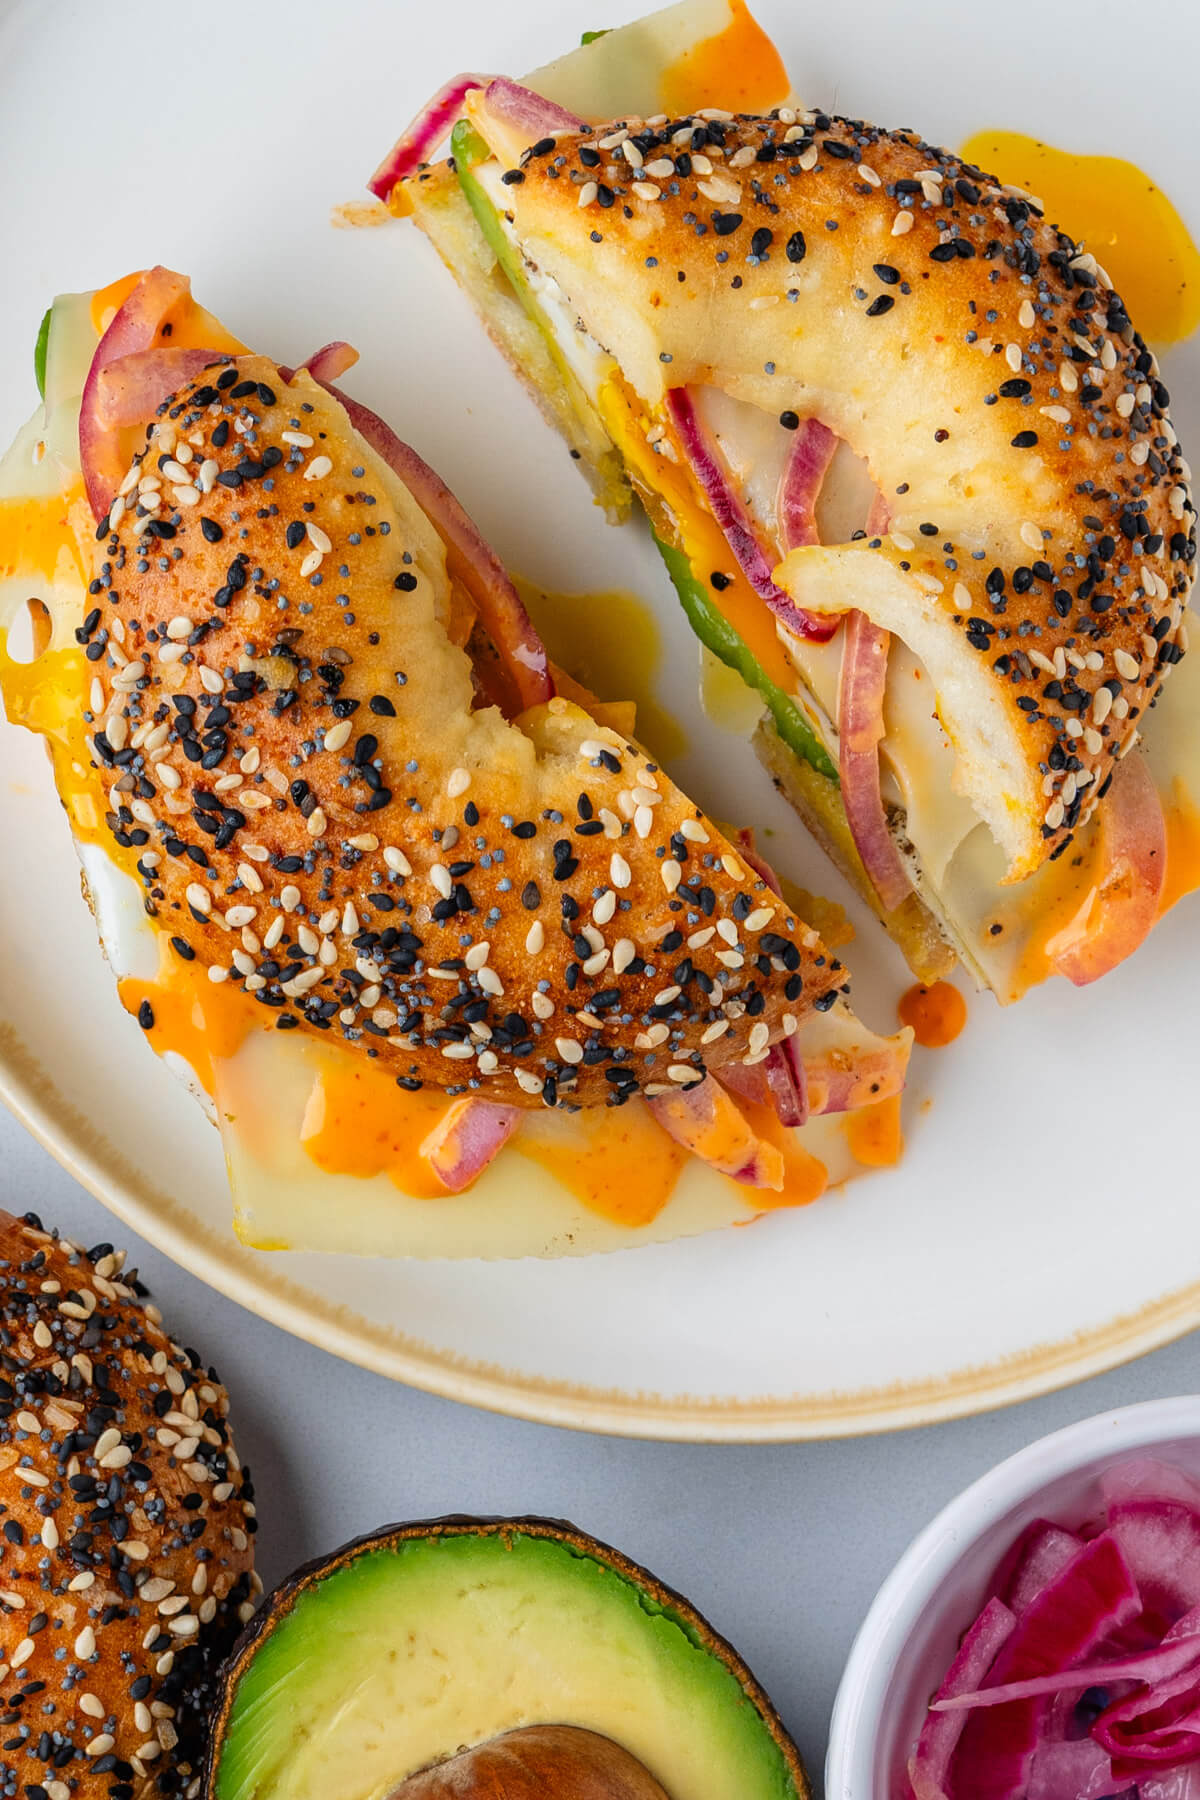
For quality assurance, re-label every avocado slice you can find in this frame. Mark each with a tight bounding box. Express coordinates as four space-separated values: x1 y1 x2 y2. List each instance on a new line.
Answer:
208 1515 809 1800
33 306 52 400
450 122 628 511
652 534 837 783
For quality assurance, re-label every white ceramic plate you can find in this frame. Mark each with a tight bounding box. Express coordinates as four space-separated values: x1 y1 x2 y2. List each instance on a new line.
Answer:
0 0 1197 1440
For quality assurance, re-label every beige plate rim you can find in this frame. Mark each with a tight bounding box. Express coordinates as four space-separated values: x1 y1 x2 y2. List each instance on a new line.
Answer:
1 1031 1196 1442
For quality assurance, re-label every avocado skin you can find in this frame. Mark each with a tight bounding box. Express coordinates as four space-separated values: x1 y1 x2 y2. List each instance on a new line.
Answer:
205 1514 810 1800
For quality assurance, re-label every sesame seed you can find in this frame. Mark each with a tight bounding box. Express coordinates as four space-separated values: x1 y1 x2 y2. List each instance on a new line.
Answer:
446 766 471 797
661 859 682 893
304 454 333 481
610 852 631 888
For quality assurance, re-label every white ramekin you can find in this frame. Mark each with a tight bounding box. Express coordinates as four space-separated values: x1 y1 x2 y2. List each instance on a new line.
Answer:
826 1395 1200 1799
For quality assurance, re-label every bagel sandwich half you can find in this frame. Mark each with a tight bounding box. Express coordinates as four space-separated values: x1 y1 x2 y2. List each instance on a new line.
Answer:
0 267 911 1258
378 0 1199 1003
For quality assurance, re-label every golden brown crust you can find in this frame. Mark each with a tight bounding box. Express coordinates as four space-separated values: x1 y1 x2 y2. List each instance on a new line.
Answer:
484 107 1195 876
84 357 844 1107
0 1210 255 1800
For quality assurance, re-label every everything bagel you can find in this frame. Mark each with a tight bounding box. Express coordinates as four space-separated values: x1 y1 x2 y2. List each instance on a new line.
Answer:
392 41 1196 996
468 103 1193 878
80 348 846 1107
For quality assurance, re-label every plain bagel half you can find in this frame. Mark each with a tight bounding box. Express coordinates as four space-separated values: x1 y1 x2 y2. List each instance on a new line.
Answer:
472 100 1195 882
84 353 846 1106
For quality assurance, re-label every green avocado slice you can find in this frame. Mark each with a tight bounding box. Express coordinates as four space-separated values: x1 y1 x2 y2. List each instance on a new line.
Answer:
33 306 52 400
209 1517 807 1800
653 534 838 782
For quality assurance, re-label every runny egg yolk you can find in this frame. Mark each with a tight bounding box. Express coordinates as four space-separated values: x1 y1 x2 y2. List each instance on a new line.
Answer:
959 132 1200 346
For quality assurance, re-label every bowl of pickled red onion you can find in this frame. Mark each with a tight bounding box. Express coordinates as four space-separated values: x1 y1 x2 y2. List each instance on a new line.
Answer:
827 1397 1200 1800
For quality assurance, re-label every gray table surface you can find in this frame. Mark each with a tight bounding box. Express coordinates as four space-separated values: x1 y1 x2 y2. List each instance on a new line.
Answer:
3 1109 1197 1789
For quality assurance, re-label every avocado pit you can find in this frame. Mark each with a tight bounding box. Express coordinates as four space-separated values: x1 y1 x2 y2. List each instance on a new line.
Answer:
394 1726 669 1798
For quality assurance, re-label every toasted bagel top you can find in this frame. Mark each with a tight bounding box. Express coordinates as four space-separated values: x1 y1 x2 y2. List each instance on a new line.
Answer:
0 1210 255 1799
476 103 1195 879
84 357 844 1105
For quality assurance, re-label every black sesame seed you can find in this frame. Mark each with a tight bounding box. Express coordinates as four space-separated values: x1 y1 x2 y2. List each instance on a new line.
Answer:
368 695 396 717
394 571 418 592
872 263 900 285
865 295 894 317
200 517 223 544
712 211 743 237
779 410 800 430
1011 431 1038 449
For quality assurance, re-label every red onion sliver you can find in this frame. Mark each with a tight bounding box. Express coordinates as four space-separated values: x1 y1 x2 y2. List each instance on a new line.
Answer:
367 74 494 201
296 340 360 383
93 348 222 429
764 1044 808 1129
908 1599 1016 1800
647 1078 784 1189
1046 749 1167 985
837 608 913 912
481 75 586 139
948 1534 1140 1800
778 418 838 551
1026 1738 1115 1800
664 388 839 642
80 266 190 519
420 1098 519 1193
1106 1500 1200 1625
933 1634 1200 1713
1005 1524 1086 1616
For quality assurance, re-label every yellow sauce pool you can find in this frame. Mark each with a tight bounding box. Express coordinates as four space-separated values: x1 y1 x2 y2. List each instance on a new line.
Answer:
960 131 1200 345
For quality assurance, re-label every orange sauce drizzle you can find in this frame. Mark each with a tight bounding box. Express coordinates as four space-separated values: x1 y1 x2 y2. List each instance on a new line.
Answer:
660 0 790 117
733 1096 829 1209
298 1060 452 1199
518 1103 688 1227
959 133 1200 346
117 961 253 1097
845 1094 904 1169
898 980 967 1049
600 376 800 697
1160 780 1200 920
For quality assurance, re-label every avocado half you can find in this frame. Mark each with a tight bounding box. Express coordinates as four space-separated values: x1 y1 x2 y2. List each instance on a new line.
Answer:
206 1514 809 1800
